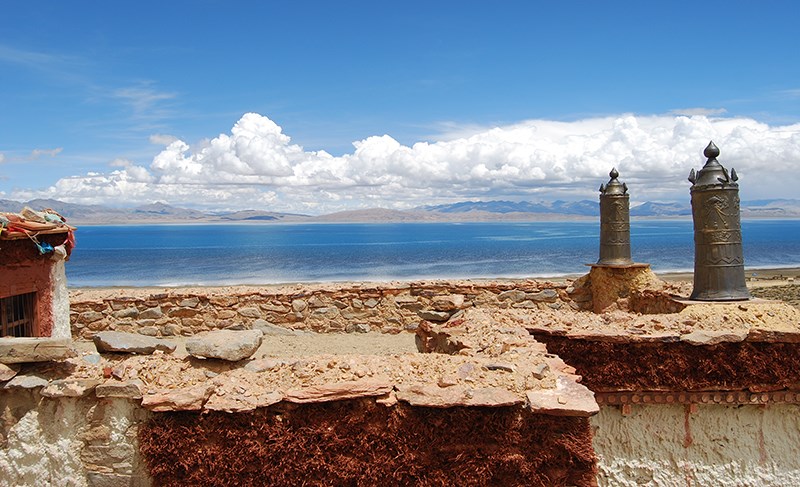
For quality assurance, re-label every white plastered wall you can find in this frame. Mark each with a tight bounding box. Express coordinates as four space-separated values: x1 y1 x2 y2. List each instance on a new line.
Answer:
593 404 800 486
50 257 71 338
0 393 150 487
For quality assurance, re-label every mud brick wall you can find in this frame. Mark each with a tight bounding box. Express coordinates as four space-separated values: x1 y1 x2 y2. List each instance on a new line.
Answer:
70 280 579 339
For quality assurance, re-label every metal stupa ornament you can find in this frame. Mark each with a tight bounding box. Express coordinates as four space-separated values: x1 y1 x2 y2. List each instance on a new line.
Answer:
597 167 634 266
688 141 750 301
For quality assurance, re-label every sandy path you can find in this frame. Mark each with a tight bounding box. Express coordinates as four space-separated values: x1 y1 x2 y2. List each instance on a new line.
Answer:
257 331 418 357
75 331 420 358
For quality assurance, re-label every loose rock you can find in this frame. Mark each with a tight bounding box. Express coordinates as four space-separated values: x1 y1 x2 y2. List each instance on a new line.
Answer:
244 358 285 372
346 323 371 334
186 329 264 361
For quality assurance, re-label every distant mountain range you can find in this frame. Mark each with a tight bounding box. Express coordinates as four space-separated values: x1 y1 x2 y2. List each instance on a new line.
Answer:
1 198 798 224
0 198 307 225
419 200 599 216
420 199 800 219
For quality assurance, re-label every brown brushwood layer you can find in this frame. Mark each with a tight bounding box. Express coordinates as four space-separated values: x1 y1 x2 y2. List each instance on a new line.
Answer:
535 336 800 392
139 400 597 487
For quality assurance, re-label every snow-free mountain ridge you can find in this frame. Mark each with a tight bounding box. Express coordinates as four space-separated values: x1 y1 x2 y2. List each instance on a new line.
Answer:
1 198 798 224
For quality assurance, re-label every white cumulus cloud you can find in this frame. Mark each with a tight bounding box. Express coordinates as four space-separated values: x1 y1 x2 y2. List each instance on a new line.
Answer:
149 134 179 146
668 107 728 117
14 112 800 213
109 158 133 168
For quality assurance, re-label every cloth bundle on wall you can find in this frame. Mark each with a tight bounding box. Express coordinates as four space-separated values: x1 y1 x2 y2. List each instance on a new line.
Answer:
0 207 75 259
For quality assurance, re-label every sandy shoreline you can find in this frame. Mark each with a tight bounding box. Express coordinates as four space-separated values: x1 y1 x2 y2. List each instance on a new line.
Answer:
67 266 800 292
657 266 800 286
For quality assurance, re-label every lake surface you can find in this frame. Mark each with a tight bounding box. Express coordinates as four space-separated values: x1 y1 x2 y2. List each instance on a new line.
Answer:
65 220 800 287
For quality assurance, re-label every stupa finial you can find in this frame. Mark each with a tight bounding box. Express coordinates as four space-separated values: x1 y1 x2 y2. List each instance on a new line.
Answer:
704 141 720 160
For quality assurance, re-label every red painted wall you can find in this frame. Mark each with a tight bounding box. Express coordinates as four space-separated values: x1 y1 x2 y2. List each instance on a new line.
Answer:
0 237 61 337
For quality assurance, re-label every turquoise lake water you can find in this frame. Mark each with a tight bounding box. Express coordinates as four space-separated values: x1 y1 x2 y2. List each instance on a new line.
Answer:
65 220 800 287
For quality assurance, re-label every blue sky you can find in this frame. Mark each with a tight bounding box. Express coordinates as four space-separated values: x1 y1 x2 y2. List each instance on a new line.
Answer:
1 1 799 213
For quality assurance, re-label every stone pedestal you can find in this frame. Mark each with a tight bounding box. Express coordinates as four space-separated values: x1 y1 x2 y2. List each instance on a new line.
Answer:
588 264 660 313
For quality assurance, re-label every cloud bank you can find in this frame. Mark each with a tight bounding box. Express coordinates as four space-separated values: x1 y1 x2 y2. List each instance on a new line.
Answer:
13 113 800 213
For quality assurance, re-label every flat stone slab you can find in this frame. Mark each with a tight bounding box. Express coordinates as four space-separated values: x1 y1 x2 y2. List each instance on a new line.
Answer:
186 329 263 361
418 310 452 322
395 384 523 408
93 331 177 354
41 379 102 398
141 384 214 412
0 337 77 364
527 376 599 417
0 363 21 381
95 379 145 399
2 372 49 389
205 390 283 412
284 379 393 403
747 328 800 343
680 330 748 346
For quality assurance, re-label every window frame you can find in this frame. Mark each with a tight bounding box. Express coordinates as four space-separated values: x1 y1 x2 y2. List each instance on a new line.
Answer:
0 292 37 337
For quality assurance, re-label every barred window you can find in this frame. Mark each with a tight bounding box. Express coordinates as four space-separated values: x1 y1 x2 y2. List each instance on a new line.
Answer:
1 292 36 337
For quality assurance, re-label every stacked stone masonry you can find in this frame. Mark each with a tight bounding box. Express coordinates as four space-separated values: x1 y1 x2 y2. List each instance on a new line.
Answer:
0 391 150 487
70 280 578 338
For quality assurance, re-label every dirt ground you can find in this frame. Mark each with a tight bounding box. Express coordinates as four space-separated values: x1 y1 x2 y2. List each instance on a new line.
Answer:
658 266 800 284
74 331 419 358
749 284 800 309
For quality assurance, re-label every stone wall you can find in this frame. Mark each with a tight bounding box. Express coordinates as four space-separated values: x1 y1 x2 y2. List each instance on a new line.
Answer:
0 391 150 487
70 280 576 339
